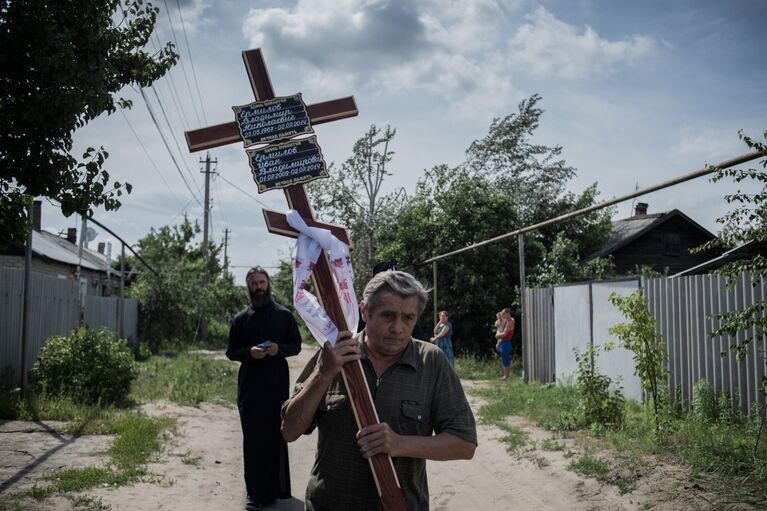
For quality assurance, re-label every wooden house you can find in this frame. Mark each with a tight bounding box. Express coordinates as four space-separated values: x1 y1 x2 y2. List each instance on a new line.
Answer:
0 201 115 296
587 202 724 276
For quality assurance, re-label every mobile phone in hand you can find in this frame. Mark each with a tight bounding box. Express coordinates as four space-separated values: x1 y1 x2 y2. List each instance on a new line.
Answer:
256 341 273 349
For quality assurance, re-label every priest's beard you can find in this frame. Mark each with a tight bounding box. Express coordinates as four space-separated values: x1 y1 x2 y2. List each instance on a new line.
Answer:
249 288 273 308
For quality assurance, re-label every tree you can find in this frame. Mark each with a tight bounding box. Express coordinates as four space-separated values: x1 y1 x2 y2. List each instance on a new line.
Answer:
530 232 615 287
377 96 614 355
465 94 576 225
0 0 177 248
609 290 669 434
377 168 520 355
698 130 767 360
125 217 243 351
307 125 406 290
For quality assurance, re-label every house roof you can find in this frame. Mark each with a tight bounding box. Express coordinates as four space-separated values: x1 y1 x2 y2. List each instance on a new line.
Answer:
671 239 767 277
588 209 716 259
32 230 109 272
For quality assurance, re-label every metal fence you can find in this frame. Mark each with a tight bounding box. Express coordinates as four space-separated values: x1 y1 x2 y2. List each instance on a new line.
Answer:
523 272 766 413
0 268 138 385
644 273 766 414
523 285 554 384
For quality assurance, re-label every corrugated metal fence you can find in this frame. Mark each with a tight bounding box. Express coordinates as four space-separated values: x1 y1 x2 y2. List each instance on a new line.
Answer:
644 273 766 414
523 286 554 384
0 268 138 385
523 272 766 413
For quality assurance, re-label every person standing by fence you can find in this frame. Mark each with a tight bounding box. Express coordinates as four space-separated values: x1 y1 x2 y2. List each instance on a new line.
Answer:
495 308 515 381
430 310 455 367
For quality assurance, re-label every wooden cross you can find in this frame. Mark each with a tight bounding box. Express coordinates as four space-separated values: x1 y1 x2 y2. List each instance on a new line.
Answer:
185 49 407 511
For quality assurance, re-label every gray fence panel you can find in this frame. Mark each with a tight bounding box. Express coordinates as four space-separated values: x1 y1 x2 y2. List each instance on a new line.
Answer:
553 284 590 384
123 299 138 347
0 269 24 381
1 268 138 385
84 295 139 347
643 273 765 414
0 269 79 382
524 286 555 383
592 280 642 401
523 273 765 414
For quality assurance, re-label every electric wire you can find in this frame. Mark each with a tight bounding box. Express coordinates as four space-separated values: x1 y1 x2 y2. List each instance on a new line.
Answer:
118 108 185 210
168 195 197 226
151 31 192 130
149 86 200 190
212 174 230 228
162 0 202 126
175 0 208 125
138 87 202 207
216 173 271 209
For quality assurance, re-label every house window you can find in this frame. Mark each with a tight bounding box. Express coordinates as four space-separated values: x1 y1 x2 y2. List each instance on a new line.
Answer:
663 232 680 255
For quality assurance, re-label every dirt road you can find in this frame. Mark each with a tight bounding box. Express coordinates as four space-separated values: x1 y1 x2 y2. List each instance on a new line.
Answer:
0 347 708 510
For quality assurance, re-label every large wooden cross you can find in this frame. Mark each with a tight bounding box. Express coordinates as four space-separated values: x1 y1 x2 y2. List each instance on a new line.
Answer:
185 49 407 511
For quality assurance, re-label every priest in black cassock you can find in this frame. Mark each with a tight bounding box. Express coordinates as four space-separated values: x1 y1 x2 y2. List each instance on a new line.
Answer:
227 266 302 510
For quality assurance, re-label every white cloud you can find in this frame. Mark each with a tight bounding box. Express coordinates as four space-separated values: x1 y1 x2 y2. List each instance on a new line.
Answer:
241 0 522 119
508 7 658 80
670 127 745 163
239 2 659 119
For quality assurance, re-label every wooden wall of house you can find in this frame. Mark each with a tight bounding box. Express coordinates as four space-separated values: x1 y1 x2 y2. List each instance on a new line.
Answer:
612 215 723 275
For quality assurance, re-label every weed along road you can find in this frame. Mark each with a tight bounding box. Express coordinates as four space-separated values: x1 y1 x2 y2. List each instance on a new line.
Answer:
0 346 747 510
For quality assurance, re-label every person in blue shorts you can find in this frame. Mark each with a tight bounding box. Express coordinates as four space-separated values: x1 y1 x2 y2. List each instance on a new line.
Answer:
430 310 454 367
495 308 515 380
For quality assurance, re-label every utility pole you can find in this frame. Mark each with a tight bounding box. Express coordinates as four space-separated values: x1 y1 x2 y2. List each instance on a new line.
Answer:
199 152 217 340
223 227 230 273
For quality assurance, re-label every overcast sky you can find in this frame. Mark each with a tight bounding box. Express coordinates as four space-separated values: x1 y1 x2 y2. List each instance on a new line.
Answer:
42 0 767 285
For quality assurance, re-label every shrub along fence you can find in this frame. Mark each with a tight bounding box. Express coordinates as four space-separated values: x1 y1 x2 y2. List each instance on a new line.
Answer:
523 272 766 414
0 268 137 386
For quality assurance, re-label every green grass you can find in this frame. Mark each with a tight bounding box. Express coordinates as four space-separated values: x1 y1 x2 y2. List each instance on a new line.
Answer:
0 355 189 511
131 353 238 406
498 423 530 452
106 413 175 467
568 453 611 481
455 355 522 380
1 411 173 510
457 354 767 505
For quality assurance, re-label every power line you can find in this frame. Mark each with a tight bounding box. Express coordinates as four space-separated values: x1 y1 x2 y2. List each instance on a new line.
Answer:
149 85 200 190
168 195 198 226
118 108 185 209
151 31 192 130
175 0 208 125
212 174 230 228
162 0 202 126
139 87 202 207
152 32 191 130
216 173 271 209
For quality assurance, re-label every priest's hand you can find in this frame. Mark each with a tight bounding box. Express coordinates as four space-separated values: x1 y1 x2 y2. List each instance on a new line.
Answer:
317 331 360 381
249 346 268 359
356 423 402 458
265 343 279 356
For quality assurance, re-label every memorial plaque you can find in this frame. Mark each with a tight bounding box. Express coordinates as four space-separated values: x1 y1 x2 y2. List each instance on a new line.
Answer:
247 135 327 192
232 93 313 147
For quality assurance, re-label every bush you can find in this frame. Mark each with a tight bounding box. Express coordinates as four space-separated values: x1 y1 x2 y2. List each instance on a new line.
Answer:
31 327 137 405
572 344 625 429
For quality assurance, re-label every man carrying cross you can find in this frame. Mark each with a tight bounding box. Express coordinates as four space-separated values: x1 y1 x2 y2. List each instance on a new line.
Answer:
186 48 475 510
281 270 478 510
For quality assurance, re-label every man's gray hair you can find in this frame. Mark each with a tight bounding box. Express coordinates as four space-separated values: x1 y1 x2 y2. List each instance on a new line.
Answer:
362 270 430 314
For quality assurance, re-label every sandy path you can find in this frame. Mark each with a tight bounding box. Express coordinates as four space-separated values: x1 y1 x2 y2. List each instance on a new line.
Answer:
0 347 705 510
